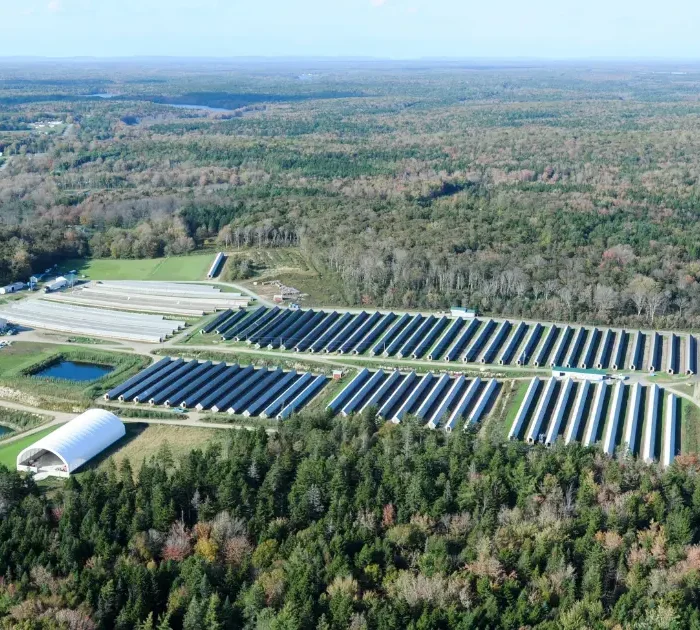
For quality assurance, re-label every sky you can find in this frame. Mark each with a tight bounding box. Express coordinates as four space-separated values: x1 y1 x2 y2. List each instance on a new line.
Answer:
3 0 700 60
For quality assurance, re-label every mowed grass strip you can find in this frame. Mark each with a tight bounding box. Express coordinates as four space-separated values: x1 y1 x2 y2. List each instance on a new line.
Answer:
61 254 216 281
0 426 57 469
499 380 530 440
681 397 700 455
0 342 66 376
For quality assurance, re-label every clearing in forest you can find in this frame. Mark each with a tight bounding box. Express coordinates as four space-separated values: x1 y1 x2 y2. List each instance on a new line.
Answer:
94 423 229 472
62 254 215 281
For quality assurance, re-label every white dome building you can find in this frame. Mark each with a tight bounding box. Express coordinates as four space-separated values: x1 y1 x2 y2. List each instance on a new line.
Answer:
17 409 125 478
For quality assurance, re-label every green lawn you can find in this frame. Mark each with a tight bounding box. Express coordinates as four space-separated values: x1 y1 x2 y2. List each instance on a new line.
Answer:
0 342 148 410
0 427 57 469
61 254 216 281
498 380 530 440
681 397 700 455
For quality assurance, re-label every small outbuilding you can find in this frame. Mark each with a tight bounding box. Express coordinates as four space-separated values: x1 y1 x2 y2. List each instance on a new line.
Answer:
450 307 477 319
207 252 225 279
44 276 68 293
17 409 125 478
552 365 607 382
0 282 25 295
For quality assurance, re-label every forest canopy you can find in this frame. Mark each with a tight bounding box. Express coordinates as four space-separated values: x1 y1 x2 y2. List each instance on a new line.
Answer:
3 61 700 328
2 411 700 629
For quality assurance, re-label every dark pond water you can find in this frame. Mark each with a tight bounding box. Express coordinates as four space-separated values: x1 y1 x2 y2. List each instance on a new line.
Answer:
34 360 113 382
0 425 11 438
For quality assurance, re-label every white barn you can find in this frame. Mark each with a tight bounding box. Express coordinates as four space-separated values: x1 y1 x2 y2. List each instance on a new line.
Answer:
17 409 125 478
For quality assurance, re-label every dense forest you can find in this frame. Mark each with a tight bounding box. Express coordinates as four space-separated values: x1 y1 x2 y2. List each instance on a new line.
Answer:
1 410 700 629
5 61 700 329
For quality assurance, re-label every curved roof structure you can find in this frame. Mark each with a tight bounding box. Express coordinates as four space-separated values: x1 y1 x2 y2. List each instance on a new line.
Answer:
17 409 125 474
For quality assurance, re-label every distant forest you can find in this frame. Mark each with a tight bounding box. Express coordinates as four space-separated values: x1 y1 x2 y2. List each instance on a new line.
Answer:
2 411 700 629
4 61 700 329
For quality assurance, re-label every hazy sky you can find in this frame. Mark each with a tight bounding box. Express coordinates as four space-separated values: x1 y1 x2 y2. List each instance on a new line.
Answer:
3 0 700 59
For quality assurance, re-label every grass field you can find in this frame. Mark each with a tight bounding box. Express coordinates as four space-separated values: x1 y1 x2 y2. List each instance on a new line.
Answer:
61 254 216 281
497 380 530 441
93 424 229 472
0 342 148 410
681 398 700 455
0 426 57 469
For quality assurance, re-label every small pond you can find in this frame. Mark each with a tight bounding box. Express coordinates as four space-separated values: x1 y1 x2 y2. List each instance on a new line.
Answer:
34 360 113 382
0 425 11 438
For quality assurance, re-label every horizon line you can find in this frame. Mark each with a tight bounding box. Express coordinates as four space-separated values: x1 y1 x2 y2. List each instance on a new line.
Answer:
2 54 700 64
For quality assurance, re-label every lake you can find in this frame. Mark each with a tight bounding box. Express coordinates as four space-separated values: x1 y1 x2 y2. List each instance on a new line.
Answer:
83 94 233 112
163 103 233 113
34 360 113 382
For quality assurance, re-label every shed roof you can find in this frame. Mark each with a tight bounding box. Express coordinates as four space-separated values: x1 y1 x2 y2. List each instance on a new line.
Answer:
552 365 607 376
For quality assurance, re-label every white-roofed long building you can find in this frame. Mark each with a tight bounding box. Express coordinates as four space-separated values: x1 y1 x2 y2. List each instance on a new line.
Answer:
208 252 225 279
17 409 125 478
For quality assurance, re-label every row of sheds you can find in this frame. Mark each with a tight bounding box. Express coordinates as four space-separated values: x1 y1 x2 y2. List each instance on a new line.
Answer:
104 357 328 420
328 369 680 467
327 368 499 431
210 307 698 375
0 300 185 343
44 280 248 317
508 377 679 466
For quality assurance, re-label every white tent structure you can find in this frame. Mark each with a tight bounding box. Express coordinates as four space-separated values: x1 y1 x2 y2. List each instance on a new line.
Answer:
17 409 125 478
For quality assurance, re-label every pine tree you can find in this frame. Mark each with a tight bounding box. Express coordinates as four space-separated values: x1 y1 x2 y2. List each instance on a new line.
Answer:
204 593 222 630
138 613 155 630
183 597 203 630
96 579 119 628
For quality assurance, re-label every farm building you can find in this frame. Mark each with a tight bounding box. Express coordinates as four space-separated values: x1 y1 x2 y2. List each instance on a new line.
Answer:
450 307 477 319
104 357 329 419
44 276 68 293
213 306 699 376
551 366 608 381
45 280 249 317
508 377 681 466
0 301 185 343
16 409 125 478
0 282 25 295
327 368 500 431
207 252 225 279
